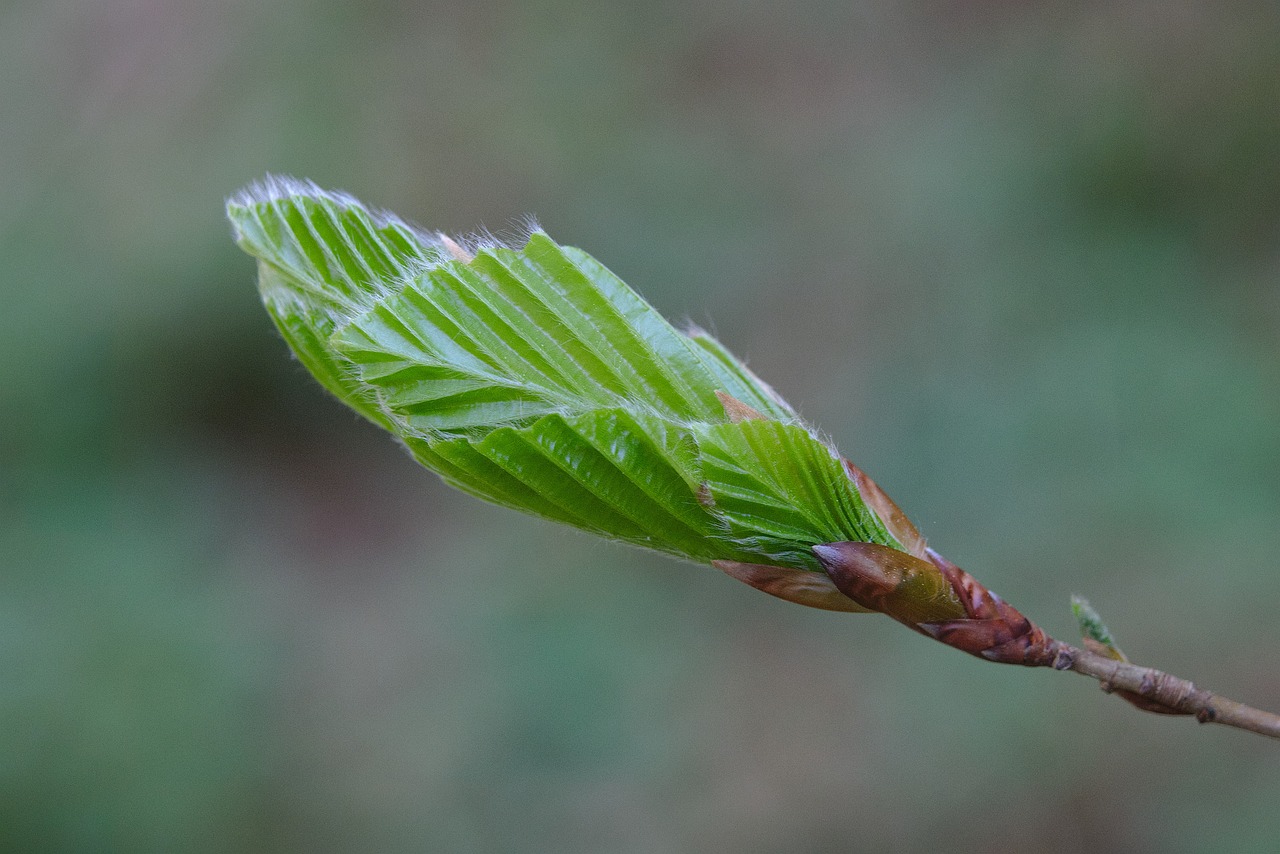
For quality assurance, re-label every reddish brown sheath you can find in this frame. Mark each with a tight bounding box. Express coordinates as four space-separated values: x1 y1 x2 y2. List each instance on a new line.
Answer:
815 541 1064 667
840 459 929 560
712 560 873 612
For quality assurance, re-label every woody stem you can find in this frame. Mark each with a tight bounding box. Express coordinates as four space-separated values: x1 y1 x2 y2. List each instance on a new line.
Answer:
1050 643 1280 740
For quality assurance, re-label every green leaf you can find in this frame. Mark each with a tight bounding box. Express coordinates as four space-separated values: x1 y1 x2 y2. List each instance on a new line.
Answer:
228 177 437 311
257 264 391 429
227 177 902 574
227 178 442 428
330 235 796 436
700 420 897 569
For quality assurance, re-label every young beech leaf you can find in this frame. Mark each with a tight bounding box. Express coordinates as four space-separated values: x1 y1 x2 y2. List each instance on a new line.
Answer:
227 178 903 591
225 179 1280 741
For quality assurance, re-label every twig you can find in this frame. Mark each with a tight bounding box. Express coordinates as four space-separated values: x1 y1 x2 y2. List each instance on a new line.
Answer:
1050 643 1280 740
815 546 1280 740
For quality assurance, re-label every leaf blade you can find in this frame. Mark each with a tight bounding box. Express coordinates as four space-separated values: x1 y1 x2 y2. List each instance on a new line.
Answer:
229 178 906 580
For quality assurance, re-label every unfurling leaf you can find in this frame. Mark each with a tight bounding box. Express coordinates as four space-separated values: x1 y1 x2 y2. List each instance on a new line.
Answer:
227 178 901 583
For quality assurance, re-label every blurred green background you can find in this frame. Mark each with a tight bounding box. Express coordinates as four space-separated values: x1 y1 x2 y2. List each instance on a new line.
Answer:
4 1 1280 851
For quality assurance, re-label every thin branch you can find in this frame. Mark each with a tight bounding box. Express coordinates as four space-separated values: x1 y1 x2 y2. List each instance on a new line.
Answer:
1051 643 1280 740
816 545 1280 740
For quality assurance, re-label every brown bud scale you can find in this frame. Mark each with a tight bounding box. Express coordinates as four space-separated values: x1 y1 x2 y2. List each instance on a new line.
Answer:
814 541 1065 667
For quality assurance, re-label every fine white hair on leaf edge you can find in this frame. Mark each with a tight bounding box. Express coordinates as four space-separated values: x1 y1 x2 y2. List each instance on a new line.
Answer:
227 174 446 252
228 176 547 263
439 214 546 259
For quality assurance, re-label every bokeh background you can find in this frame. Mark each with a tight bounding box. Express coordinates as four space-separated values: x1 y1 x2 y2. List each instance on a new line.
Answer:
5 1 1280 851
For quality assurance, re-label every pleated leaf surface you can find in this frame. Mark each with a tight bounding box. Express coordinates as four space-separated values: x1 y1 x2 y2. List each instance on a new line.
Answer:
227 178 899 569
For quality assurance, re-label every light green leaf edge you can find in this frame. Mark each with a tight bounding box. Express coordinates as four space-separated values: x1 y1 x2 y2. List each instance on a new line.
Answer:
227 177 900 571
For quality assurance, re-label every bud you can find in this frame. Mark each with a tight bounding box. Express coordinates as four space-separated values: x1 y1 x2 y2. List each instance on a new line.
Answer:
1071 595 1186 714
811 542 965 626
814 541 1064 667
